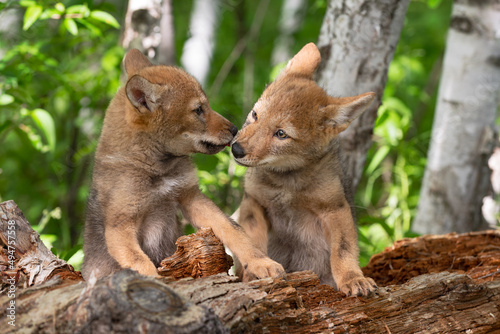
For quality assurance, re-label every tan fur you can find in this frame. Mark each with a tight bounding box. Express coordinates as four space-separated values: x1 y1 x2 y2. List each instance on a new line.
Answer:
231 43 377 296
82 49 284 281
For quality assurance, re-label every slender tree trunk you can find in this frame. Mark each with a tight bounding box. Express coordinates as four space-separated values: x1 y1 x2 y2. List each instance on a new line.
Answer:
121 0 175 65
243 0 271 113
157 0 176 65
315 0 410 193
270 0 306 66
180 0 220 87
413 0 500 235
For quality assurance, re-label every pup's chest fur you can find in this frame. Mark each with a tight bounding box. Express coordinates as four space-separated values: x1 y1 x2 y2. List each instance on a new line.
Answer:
245 164 346 236
245 166 347 284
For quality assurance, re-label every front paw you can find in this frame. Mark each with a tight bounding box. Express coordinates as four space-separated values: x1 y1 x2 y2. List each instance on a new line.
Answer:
241 257 285 282
134 261 160 277
338 272 377 297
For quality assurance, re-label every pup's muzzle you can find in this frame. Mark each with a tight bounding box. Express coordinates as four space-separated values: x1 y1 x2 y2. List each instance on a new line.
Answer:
231 142 246 159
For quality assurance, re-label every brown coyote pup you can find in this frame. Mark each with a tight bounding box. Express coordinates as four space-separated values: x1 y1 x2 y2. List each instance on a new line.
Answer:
82 49 284 281
231 43 377 296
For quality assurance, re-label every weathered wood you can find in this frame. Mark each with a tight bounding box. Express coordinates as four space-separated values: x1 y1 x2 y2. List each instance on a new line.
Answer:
362 230 500 286
2 269 499 333
158 227 233 280
1 200 500 333
1 270 226 333
0 200 82 288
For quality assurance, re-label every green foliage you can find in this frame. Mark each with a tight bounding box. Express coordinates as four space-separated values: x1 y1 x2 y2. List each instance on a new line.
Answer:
0 0 125 269
357 0 453 265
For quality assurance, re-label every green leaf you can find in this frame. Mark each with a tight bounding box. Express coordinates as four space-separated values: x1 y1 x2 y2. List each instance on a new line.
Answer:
19 0 36 7
23 5 43 31
76 18 102 36
55 2 65 12
67 4 89 16
40 8 61 20
31 108 56 152
90 10 120 28
427 0 442 8
0 94 14 105
366 145 390 174
64 18 78 35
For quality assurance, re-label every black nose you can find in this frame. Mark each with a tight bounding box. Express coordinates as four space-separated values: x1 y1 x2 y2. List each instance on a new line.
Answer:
231 142 246 159
229 125 238 137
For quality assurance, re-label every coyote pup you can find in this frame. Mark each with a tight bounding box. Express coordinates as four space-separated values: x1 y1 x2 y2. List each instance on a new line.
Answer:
82 49 284 281
231 43 377 296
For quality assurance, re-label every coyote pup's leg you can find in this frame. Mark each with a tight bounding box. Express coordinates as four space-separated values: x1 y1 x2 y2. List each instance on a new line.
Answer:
234 194 270 279
105 224 158 276
180 187 283 281
104 199 158 276
320 200 377 296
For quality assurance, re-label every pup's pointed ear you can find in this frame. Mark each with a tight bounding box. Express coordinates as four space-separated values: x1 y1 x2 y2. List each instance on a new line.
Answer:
322 92 376 134
282 43 321 78
124 49 153 77
125 75 159 113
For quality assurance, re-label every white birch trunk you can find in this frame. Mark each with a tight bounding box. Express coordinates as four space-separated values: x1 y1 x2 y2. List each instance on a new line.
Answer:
315 0 410 193
271 0 306 66
157 0 176 66
180 0 220 87
413 0 500 234
121 0 175 65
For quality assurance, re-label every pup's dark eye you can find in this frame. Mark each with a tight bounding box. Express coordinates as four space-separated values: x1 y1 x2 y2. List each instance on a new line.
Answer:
193 106 203 115
251 110 257 120
275 129 288 139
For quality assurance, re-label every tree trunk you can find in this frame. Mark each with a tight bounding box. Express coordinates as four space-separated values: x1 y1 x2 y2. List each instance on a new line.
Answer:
315 0 410 193
413 0 500 235
270 0 306 66
2 200 500 333
121 0 175 65
180 0 220 87
157 0 176 66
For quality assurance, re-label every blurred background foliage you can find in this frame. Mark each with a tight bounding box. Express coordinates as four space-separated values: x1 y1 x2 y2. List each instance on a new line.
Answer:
0 0 451 269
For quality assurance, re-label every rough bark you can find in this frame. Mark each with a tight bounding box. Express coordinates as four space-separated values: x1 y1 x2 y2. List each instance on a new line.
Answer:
362 230 500 286
180 0 220 87
121 0 175 65
0 200 82 288
2 267 500 333
158 227 233 279
1 270 226 333
315 0 410 193
2 200 500 333
413 0 500 235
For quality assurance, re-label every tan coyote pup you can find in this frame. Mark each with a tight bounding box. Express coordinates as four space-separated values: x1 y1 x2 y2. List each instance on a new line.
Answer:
231 43 377 296
82 49 284 281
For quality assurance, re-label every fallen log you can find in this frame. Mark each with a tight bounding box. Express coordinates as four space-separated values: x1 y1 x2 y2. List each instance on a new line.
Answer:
1 200 500 333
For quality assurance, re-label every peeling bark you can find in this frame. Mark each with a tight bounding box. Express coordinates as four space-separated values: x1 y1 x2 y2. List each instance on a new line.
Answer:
0 200 82 288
